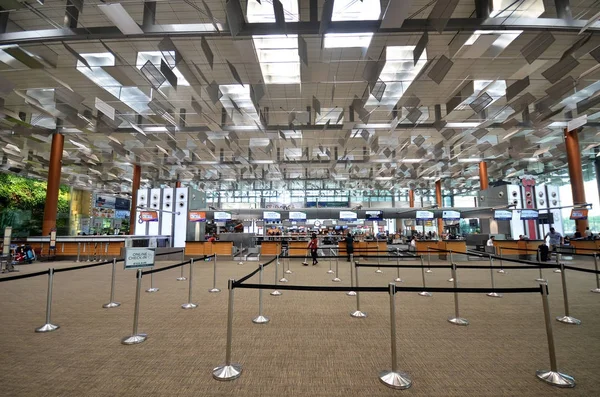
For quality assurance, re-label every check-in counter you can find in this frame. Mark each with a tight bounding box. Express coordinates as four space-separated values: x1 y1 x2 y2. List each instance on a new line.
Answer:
28 240 124 258
289 240 309 256
438 240 467 260
261 241 282 256
185 241 233 257
493 240 544 259
569 240 600 254
414 240 440 255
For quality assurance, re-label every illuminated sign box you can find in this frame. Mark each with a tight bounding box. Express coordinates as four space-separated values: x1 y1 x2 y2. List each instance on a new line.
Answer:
188 211 206 222
140 211 158 222
520 210 539 220
494 210 513 220
339 211 357 221
415 210 434 220
263 211 281 222
442 210 460 221
214 211 232 222
570 209 588 220
365 210 383 221
289 211 307 221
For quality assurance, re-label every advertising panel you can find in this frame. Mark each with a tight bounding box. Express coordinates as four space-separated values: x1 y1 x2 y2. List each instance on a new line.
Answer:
139 211 159 222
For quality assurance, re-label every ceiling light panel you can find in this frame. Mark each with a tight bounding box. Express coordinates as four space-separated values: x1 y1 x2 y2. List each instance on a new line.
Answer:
323 0 380 48
98 3 144 35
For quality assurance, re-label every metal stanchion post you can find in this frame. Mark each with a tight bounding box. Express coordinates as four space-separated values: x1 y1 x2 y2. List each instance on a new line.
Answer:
554 249 562 273
35 268 60 332
332 255 341 282
278 254 288 282
418 256 432 297
376 242 382 273
379 283 412 389
347 254 356 296
426 247 432 273
76 242 81 262
350 262 366 318
103 258 121 308
212 279 242 381
285 255 292 274
327 249 334 274
498 247 506 274
591 254 600 293
555 264 581 324
146 270 159 293
104 242 109 261
238 243 244 265
86 242 90 262
182 259 198 309
209 254 220 293
536 283 575 387
394 253 402 282
176 261 187 281
253 264 270 324
487 255 502 298
96 242 102 261
271 256 282 296
447 250 454 282
447 264 468 325
121 269 147 344
302 249 308 266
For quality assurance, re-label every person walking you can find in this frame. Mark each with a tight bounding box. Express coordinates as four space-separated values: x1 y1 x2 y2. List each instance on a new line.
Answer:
345 231 354 262
307 233 319 266
544 227 563 261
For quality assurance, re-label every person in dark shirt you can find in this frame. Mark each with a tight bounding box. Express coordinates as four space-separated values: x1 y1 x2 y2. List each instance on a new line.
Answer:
345 232 354 262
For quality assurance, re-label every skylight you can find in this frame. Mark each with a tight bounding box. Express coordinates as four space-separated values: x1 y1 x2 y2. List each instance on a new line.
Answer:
246 0 299 23
365 46 428 109
77 53 151 115
324 33 373 49
489 0 544 19
136 51 189 87
325 0 380 49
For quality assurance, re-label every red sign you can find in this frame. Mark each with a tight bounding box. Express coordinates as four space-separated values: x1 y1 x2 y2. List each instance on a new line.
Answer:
188 211 206 222
139 211 159 222
570 209 588 220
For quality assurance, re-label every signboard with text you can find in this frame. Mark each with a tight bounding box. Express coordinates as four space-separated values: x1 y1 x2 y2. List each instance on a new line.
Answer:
494 210 513 220
570 209 588 220
214 211 232 222
339 211 357 221
415 210 434 220
189 211 206 222
2 227 11 255
365 210 383 221
442 210 460 221
50 229 57 249
263 211 281 222
289 211 307 221
139 211 159 222
520 209 539 220
124 248 155 269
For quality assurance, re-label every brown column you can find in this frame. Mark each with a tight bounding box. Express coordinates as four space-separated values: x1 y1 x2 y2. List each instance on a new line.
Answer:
479 161 489 190
129 164 141 234
435 180 444 235
42 133 65 235
408 189 415 207
564 128 589 233
176 181 182 188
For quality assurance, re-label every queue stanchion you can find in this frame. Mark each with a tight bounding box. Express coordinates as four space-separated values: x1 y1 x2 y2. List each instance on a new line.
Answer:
487 255 502 298
554 250 562 273
35 268 59 332
146 269 159 293
332 255 341 282
347 254 356 296
302 249 308 266
252 264 270 324
86 242 90 262
122 269 147 344
418 256 432 297
426 247 432 273
213 279 243 381
498 247 506 274
379 282 412 390
209 254 221 293
238 243 244 265
271 256 282 296
104 242 109 261
76 242 81 263
591 254 600 293
350 261 366 318
447 263 468 326
376 242 382 273
285 254 292 274
182 259 198 309
535 248 546 282
555 263 581 325
447 250 454 282
103 258 121 308
278 253 288 282
536 283 575 387
394 253 402 282
176 261 187 281
327 249 334 274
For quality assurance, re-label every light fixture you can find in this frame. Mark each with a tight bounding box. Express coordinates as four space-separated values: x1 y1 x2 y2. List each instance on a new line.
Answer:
98 4 144 35
457 158 482 163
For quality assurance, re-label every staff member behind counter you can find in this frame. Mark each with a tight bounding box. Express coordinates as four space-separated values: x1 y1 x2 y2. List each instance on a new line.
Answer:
345 231 354 262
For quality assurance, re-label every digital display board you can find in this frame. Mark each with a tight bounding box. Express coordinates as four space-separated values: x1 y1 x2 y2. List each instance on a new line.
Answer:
415 210 434 220
263 211 281 222
442 210 460 221
365 210 383 221
570 209 588 220
494 210 513 220
339 211 357 221
520 209 539 220
289 211 307 221
214 211 232 222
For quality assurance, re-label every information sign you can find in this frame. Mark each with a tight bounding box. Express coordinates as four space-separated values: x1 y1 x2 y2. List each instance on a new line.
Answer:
124 248 155 269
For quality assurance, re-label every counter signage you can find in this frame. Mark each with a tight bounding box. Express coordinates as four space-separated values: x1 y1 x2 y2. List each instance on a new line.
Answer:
365 210 383 221
339 211 357 221
442 210 460 221
214 211 232 222
520 209 539 220
289 211 307 221
415 210 434 220
263 211 281 222
124 248 155 269
570 209 588 220
494 210 513 220
189 211 206 222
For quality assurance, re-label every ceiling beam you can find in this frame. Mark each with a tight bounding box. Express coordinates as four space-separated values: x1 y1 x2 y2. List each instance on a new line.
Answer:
1 17 599 45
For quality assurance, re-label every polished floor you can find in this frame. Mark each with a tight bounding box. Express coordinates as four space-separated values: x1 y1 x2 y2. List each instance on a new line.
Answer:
1 253 599 396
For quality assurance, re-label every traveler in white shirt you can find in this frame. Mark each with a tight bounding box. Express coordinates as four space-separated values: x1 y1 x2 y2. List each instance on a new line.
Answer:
486 236 495 246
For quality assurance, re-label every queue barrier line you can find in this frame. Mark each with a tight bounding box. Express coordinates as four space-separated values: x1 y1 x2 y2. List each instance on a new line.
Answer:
236 255 278 285
54 259 114 273
355 263 450 269
0 268 50 282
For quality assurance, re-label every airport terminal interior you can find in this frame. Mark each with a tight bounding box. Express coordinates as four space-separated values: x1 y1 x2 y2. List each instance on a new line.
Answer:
1 0 600 395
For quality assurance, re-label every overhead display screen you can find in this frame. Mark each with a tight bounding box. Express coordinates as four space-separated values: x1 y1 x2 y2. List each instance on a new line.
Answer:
288 211 307 221
339 211 357 221
520 209 539 220
263 211 281 221
442 211 460 221
494 210 513 220
570 209 588 220
214 211 232 222
365 210 383 221
415 210 434 220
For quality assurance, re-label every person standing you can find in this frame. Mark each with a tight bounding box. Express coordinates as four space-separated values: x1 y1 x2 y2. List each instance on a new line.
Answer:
544 227 563 259
307 233 319 266
345 231 354 262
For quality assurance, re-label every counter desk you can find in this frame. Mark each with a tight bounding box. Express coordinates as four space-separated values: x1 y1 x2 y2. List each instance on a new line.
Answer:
569 240 600 254
185 241 233 257
260 241 283 256
493 240 544 259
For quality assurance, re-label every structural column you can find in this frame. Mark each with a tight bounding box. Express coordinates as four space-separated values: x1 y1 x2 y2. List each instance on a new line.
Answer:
42 133 65 236
129 164 141 234
408 189 415 231
435 180 444 236
595 153 600 213
564 128 588 234
479 161 489 190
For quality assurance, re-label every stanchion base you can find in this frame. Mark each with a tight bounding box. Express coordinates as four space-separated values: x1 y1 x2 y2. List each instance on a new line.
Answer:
535 370 575 388
556 315 581 325
394 278 403 282
332 277 341 282
212 364 242 381
238 262 244 266
447 278 454 282
284 270 292 274
350 310 367 318
375 269 383 274
378 370 412 390
176 277 187 281
279 277 288 283
497 269 506 274
590 288 600 293
327 270 334 274
270 290 282 296
426 269 433 273
487 292 503 298
121 333 147 345
103 302 121 308
347 291 357 296
208 288 221 293
535 278 546 282
418 291 432 297
448 317 469 326
252 315 270 324
553 269 562 273
35 323 60 333
146 288 159 293
181 303 198 309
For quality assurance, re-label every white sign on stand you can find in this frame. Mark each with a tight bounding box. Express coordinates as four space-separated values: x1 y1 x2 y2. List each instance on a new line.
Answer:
2 227 12 255
124 248 155 269
149 237 158 248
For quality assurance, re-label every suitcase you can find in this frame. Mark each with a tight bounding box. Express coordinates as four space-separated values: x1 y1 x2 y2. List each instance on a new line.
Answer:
538 244 549 262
